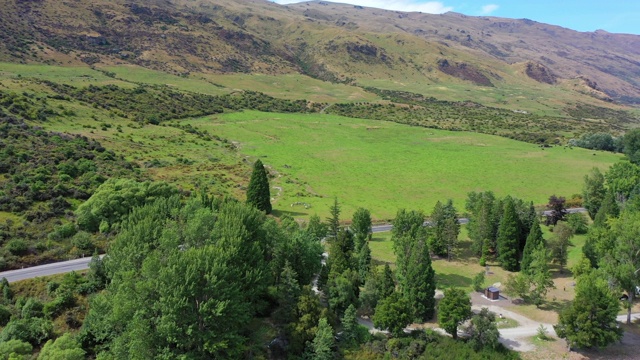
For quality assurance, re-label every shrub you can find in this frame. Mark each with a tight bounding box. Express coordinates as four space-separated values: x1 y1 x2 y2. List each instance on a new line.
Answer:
21 298 44 319
0 318 54 346
6 239 28 256
0 305 11 326
0 339 32 359
566 213 588 234
71 232 94 252
472 271 486 292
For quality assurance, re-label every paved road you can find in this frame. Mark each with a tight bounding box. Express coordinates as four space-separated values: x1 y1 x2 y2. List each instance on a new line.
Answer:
0 255 105 283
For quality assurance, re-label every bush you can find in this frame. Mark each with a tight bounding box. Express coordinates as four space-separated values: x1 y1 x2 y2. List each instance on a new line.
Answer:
47 223 77 241
6 239 28 256
0 305 11 326
566 213 588 235
472 271 486 292
0 318 54 346
0 339 32 359
43 291 75 319
21 298 44 319
71 232 94 252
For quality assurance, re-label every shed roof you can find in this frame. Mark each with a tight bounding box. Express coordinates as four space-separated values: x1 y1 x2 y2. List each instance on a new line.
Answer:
487 287 499 293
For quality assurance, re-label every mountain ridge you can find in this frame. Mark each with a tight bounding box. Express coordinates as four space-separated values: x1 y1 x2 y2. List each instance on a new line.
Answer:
1 0 639 108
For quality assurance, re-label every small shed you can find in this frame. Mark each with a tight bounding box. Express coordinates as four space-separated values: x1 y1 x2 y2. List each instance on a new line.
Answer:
485 287 500 300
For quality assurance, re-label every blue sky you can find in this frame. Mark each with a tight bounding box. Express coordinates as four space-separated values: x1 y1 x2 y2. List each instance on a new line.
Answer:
271 1 640 35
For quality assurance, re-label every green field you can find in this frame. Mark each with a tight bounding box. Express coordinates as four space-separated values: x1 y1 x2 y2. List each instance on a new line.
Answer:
187 110 621 220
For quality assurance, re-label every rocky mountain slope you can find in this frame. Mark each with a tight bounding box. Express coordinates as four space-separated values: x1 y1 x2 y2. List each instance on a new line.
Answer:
1 0 639 106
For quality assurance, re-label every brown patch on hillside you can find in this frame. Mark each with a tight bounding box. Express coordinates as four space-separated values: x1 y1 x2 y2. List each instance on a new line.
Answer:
525 61 556 84
437 59 493 86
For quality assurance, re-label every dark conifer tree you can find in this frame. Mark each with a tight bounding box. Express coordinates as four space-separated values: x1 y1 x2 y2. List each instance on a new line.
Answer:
521 216 545 274
497 197 521 271
246 159 271 214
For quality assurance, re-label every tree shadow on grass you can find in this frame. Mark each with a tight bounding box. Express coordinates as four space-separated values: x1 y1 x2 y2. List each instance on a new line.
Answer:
538 298 571 313
436 273 471 288
271 209 309 217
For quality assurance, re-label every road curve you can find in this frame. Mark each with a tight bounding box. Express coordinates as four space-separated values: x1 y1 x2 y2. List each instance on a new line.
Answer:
0 255 105 283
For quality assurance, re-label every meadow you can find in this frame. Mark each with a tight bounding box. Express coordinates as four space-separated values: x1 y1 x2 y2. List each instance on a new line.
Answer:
187 110 621 220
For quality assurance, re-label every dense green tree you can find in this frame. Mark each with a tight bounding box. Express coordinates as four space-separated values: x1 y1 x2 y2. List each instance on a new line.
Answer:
555 271 622 349
306 214 327 241
392 209 426 283
437 288 472 339
246 159 272 214
528 243 555 306
392 209 425 240
496 198 520 271
327 198 341 240
288 286 322 355
308 318 335 360
623 128 640 164
276 262 301 325
38 333 85 360
466 191 498 256
605 161 640 202
403 239 436 321
602 209 640 324
357 242 371 282
327 270 359 317
0 340 32 359
81 199 275 359
549 222 573 273
464 308 500 351
75 178 178 232
21 298 44 319
583 168 606 219
521 217 544 274
351 208 372 252
566 213 589 234
503 273 530 301
430 200 460 259
341 304 359 347
380 264 395 300
373 292 412 337
593 190 619 227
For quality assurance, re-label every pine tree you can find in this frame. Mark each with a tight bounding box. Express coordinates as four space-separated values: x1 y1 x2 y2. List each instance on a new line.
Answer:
357 242 371 282
309 318 335 360
521 217 544 274
380 264 395 300
403 239 436 321
341 304 359 347
276 262 301 324
327 198 341 240
245 159 271 214
593 190 619 227
497 198 521 271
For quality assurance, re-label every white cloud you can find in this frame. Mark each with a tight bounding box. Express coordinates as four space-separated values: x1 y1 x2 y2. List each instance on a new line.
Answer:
480 4 499 15
271 0 453 14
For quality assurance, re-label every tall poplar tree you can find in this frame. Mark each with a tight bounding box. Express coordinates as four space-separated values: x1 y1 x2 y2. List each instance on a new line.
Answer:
521 217 544 274
246 159 271 214
403 239 436 321
497 198 521 271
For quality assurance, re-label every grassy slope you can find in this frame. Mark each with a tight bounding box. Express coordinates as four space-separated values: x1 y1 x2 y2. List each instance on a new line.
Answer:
192 110 621 220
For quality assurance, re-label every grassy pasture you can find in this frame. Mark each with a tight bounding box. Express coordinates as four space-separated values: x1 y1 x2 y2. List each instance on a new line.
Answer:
189 110 621 220
0 62 133 88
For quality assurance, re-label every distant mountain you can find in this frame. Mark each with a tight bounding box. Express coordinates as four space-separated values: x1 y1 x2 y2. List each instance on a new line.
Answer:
1 0 640 106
